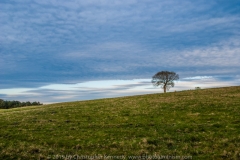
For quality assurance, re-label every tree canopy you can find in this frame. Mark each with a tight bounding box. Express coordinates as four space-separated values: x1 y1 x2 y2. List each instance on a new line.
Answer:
0 99 42 109
152 71 179 93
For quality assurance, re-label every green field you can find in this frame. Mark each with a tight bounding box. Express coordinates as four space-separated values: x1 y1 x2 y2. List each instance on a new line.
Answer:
0 86 240 159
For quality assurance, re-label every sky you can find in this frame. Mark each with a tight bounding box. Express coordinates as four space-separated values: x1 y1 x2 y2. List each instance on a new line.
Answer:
1 0 240 103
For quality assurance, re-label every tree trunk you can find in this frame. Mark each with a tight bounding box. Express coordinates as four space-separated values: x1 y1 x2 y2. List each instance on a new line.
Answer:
164 85 166 93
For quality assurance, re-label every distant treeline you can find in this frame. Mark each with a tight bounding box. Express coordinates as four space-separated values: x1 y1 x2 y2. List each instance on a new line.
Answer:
0 99 43 109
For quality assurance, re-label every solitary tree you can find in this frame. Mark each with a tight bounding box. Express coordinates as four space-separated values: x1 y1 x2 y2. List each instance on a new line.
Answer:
151 71 179 93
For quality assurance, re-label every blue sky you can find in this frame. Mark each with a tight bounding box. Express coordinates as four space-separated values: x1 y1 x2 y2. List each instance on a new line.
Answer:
1 0 240 103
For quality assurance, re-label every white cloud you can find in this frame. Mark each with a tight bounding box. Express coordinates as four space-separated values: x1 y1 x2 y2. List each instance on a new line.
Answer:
183 76 213 80
1 77 239 104
164 37 240 67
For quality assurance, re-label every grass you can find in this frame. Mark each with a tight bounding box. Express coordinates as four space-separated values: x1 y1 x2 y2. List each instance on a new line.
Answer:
0 86 240 159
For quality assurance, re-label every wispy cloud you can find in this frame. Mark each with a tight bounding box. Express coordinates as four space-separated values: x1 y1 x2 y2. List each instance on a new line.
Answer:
0 0 240 91
1 76 240 104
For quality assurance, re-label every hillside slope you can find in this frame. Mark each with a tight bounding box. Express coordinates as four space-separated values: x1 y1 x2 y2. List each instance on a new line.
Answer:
0 86 240 159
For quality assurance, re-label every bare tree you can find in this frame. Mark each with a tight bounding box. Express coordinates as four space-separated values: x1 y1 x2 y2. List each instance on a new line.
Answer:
152 71 179 93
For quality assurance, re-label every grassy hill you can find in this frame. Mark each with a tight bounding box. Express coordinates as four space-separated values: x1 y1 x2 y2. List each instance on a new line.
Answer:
0 86 240 159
